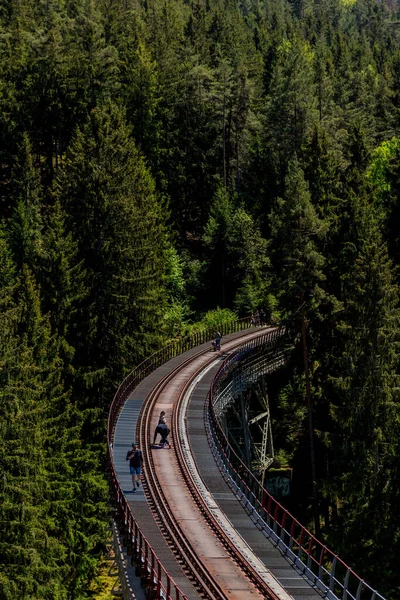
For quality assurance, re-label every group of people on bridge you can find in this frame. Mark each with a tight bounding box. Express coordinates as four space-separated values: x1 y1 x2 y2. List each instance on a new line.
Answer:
126 411 171 492
250 309 267 327
127 318 265 490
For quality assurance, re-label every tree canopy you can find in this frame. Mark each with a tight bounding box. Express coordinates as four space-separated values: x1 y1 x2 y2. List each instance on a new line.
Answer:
1 0 400 596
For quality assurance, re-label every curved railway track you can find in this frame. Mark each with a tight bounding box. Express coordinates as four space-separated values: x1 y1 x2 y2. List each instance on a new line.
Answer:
110 322 387 600
138 329 292 600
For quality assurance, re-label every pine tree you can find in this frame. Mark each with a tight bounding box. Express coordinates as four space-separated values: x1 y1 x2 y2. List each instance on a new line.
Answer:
57 102 168 410
269 158 326 312
264 37 318 186
8 134 43 271
320 197 400 592
366 137 400 266
0 255 66 600
304 125 343 222
39 202 108 598
269 159 328 533
40 199 86 353
203 185 272 312
1 218 107 600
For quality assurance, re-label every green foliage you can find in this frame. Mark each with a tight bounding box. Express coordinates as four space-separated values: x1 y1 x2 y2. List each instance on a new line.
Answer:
39 199 86 345
162 245 191 338
1 0 400 595
0 266 67 600
203 186 274 312
56 102 168 407
8 134 44 271
264 37 318 179
271 374 307 461
366 137 400 265
321 200 400 567
366 137 400 200
163 298 190 339
306 187 400 593
193 307 238 332
269 158 327 312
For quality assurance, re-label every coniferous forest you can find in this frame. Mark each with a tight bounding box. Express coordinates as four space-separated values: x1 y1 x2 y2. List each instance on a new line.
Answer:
1 0 400 597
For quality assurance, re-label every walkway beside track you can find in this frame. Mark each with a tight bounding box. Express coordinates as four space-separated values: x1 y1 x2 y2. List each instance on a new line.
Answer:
113 331 254 599
187 363 321 600
112 329 321 600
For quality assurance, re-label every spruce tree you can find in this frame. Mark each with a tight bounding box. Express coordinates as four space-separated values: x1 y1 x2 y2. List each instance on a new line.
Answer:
366 137 400 267
269 158 326 312
39 202 108 599
0 255 66 600
269 159 328 532
203 186 272 312
8 134 43 271
320 196 400 592
264 37 318 186
40 199 86 352
57 102 168 410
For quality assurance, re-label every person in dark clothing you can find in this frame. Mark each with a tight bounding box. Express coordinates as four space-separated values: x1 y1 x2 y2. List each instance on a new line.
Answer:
158 423 170 446
215 331 222 351
126 443 143 492
153 411 170 446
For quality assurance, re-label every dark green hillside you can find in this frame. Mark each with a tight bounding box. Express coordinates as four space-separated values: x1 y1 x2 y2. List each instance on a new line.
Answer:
0 0 400 597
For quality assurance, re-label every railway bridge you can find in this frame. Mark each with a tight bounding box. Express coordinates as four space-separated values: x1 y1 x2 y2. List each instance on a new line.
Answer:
107 320 386 600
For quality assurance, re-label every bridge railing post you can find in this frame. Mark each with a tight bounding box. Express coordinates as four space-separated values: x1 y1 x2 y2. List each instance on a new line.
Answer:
343 568 351 600
330 555 337 592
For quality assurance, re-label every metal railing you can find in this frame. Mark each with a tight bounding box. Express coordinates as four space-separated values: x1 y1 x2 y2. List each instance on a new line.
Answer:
212 325 291 418
208 338 387 600
107 316 252 600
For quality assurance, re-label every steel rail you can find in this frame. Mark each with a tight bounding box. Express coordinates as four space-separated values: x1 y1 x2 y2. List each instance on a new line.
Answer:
138 350 230 600
108 318 251 445
171 348 287 600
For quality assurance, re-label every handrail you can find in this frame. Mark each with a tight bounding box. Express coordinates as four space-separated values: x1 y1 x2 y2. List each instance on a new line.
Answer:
107 316 252 600
208 339 387 600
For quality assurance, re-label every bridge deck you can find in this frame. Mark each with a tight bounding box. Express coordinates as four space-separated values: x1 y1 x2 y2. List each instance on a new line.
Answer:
188 364 322 600
113 330 322 600
113 345 209 599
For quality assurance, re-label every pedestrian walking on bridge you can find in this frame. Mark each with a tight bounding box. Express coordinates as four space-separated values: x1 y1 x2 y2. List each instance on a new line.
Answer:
215 331 222 351
126 443 143 492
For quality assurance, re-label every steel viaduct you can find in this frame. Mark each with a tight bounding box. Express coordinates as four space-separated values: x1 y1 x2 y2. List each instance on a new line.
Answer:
107 319 386 600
